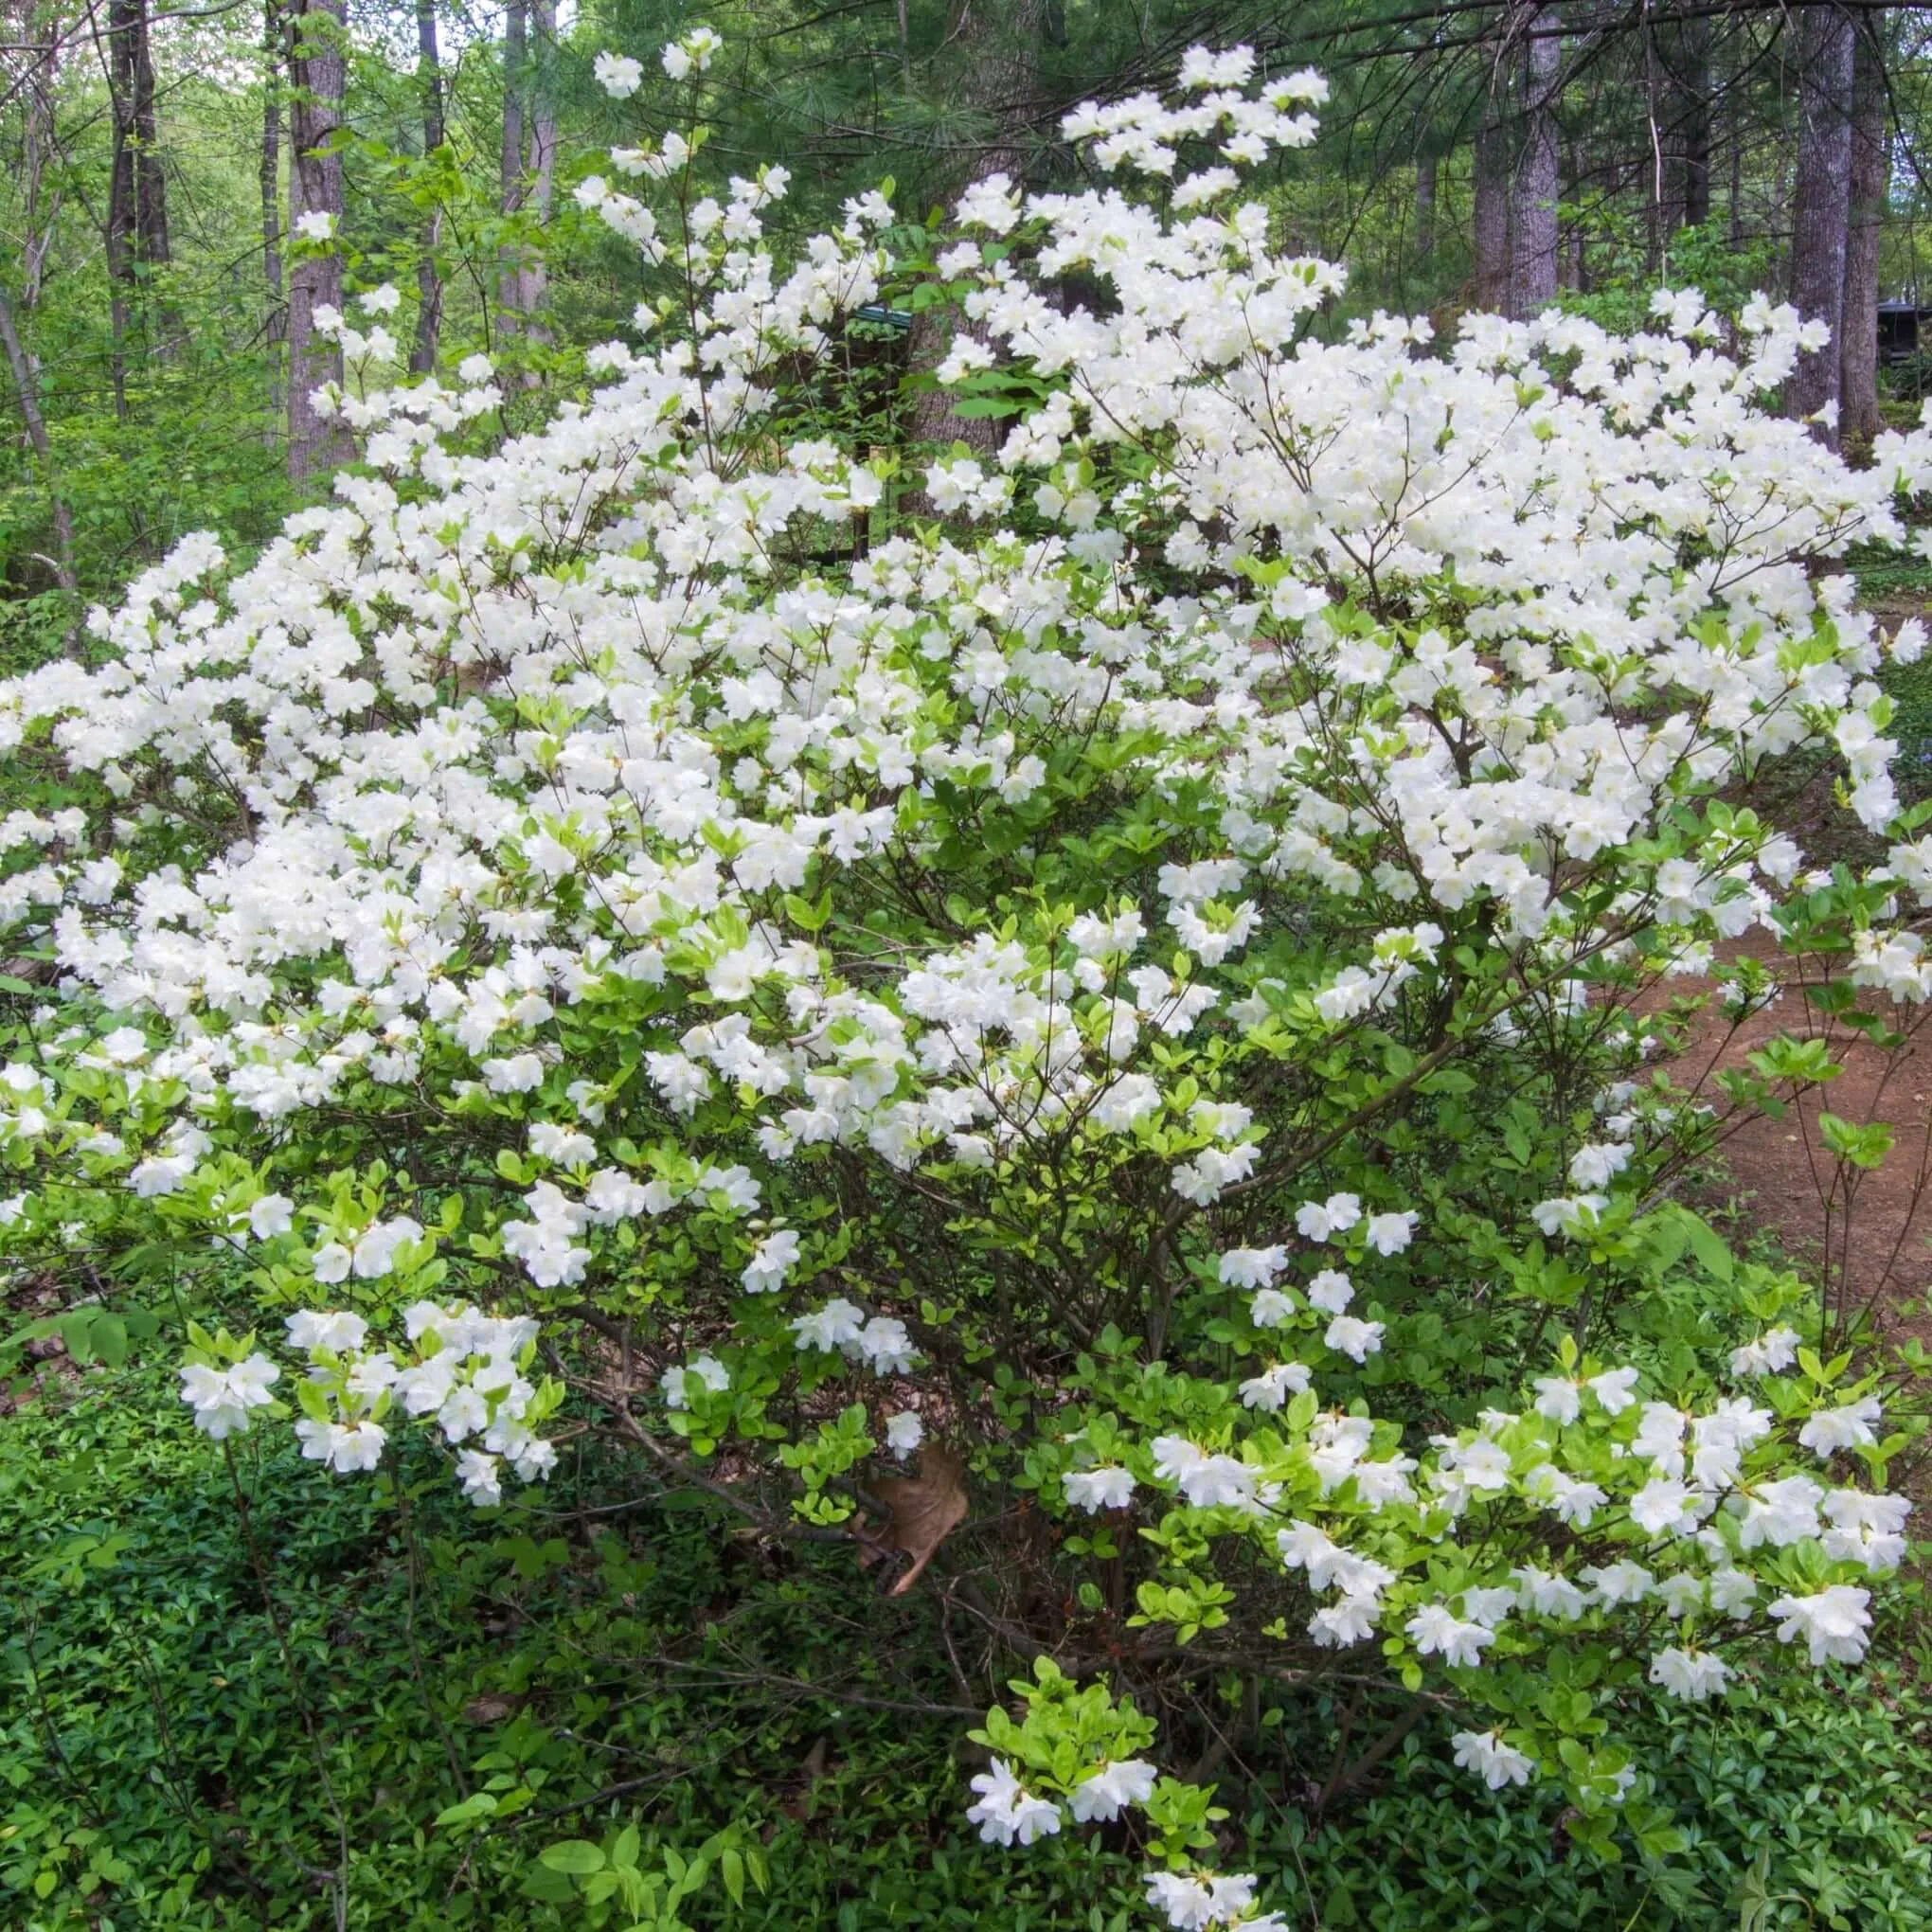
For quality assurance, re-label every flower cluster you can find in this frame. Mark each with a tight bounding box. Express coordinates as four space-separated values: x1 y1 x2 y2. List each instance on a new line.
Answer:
178 1306 562 1508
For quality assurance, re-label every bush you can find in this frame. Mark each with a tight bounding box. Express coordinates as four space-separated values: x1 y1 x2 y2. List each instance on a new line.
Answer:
1 33 1929 1930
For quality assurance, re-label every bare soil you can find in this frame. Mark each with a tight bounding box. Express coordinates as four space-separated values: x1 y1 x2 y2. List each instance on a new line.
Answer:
1645 933 1932 1344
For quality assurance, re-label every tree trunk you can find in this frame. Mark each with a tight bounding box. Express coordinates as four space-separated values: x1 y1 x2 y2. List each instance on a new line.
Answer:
906 0 1046 458
411 0 444 374
262 0 285 419
21 1 61 312
102 0 134 415
497 0 528 338
517 0 557 328
1558 137 1584 291
1787 2 1857 442
0 280 81 653
287 0 350 482
1643 20 1663 269
1728 54 1744 251
1665 9 1711 233
498 0 555 351
1508 2 1560 318
1472 18 1512 317
129 1 168 269
1841 12 1888 450
1415 153 1437 268
109 0 169 276
1654 9 1715 239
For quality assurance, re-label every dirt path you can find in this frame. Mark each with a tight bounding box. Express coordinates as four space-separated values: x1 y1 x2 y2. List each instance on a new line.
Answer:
1646 935 1932 1343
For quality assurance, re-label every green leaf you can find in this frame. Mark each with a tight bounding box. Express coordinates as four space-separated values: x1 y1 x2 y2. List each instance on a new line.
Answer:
433 1792 499 1830
93 1314 128 1368
781 890 831 933
949 398 1028 420
539 1840 606 1876
1681 1214 1733 1281
1818 1112 1895 1170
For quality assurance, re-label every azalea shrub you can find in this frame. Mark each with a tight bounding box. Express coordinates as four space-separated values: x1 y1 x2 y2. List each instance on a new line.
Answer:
2 31 1930 1931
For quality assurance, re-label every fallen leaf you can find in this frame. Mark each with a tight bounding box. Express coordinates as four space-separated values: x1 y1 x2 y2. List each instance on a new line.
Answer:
780 1736 833 1820
867 1446 968 1596
460 1693 522 1725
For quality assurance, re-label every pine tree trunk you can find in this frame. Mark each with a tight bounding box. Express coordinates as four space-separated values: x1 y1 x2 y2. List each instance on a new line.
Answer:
1473 122 1511 313
1676 12 1711 230
1841 13 1888 450
1415 154 1437 268
1787 2 1856 441
1472 5 1512 318
1656 9 1710 240
261 0 284 420
411 0 444 374
287 0 350 482
1508 3 1560 318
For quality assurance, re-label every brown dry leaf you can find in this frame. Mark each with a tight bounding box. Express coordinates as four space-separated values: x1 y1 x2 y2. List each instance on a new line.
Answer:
868 1446 968 1597
460 1693 523 1725
779 1737 834 1821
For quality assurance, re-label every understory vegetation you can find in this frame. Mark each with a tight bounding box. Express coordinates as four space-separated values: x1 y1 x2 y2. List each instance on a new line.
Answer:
5 1356 1930 1929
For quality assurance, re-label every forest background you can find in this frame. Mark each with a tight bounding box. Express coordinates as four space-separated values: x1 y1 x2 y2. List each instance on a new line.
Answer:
5 3 1932 1929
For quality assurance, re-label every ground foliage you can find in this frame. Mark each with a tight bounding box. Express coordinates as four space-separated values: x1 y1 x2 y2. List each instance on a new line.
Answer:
3 1356 1930 1929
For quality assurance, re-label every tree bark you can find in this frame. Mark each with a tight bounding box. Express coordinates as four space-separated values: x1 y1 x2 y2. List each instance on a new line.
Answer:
1473 130 1511 313
1558 136 1584 291
0 279 81 653
1728 47 1744 251
1415 153 1437 268
906 0 1046 458
1787 2 1857 442
1841 12 1888 449
1654 10 1715 237
517 0 557 327
497 0 556 351
1676 12 1708 229
497 0 528 337
261 0 285 418
1508 2 1560 318
1472 6 1513 316
109 0 169 276
410 0 444 373
21 1 61 312
286 0 350 482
